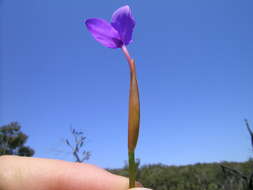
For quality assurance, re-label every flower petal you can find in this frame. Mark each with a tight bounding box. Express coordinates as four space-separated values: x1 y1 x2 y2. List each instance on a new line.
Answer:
111 5 135 45
85 18 123 48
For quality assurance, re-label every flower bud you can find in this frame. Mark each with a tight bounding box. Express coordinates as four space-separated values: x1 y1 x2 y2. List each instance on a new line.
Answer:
128 60 140 152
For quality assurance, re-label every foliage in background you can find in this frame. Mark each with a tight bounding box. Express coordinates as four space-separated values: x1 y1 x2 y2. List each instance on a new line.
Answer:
65 128 90 163
0 122 34 157
110 119 253 190
220 119 253 190
109 160 253 190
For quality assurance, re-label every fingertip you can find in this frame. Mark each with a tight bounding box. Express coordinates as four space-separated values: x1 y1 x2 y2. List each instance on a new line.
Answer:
135 181 143 187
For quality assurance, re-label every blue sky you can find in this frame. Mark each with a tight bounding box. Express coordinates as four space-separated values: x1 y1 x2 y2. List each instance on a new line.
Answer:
1 0 253 169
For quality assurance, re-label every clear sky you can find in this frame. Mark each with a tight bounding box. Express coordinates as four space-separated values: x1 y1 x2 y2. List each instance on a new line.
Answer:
1 0 253 169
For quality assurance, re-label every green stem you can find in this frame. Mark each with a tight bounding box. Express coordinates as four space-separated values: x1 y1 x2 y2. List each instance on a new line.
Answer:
128 151 136 188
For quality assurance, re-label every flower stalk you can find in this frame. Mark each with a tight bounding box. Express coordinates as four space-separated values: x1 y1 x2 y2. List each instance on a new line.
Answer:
122 45 140 188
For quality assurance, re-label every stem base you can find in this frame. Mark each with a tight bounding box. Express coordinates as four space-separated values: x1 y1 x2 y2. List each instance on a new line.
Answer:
128 151 136 188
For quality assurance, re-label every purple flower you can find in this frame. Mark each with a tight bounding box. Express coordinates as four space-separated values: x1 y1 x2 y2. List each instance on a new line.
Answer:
85 5 135 49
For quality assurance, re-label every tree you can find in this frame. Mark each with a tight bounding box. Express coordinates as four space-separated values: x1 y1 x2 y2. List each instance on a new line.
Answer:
65 128 90 163
0 122 34 156
220 119 253 190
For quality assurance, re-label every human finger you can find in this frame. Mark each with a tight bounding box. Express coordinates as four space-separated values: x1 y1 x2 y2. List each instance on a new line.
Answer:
0 155 129 190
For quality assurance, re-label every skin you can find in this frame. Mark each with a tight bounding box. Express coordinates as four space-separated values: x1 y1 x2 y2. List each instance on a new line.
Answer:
0 156 151 190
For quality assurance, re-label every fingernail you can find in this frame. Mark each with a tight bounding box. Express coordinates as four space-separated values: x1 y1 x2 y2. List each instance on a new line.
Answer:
135 181 143 187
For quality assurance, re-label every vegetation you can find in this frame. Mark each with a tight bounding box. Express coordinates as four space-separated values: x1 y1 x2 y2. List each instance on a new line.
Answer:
109 119 253 190
109 160 252 190
65 128 90 162
0 122 34 156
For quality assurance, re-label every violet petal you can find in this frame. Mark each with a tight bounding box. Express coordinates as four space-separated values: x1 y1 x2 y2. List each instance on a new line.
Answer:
111 5 135 45
85 18 123 48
